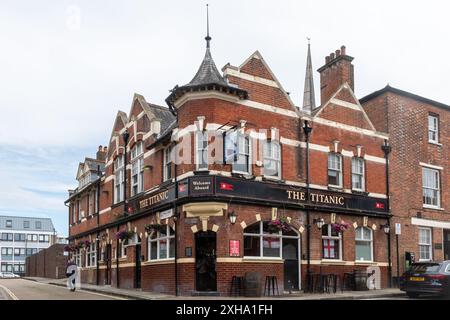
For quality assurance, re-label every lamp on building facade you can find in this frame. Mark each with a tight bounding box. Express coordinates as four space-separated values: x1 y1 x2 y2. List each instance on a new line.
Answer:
228 211 237 224
313 217 325 230
381 223 390 234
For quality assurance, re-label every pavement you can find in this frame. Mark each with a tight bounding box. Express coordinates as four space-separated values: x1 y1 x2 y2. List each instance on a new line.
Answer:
21 277 407 300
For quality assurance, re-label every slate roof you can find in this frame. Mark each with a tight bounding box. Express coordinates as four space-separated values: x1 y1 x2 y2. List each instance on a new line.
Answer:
0 215 55 232
186 48 228 87
360 85 450 111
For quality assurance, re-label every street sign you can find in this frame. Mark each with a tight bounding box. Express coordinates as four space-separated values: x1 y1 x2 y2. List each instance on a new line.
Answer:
395 223 401 235
159 208 174 220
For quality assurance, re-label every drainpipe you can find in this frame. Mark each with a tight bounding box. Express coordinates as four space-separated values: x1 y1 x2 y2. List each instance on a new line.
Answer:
174 163 179 297
302 120 313 292
96 165 101 286
382 139 392 287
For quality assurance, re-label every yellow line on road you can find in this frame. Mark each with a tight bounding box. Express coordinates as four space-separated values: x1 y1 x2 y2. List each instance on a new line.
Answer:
0 284 19 300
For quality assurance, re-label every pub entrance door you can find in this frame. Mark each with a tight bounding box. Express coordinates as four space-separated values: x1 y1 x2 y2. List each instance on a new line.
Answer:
282 237 300 291
134 242 142 288
195 231 217 292
105 244 112 285
444 230 450 260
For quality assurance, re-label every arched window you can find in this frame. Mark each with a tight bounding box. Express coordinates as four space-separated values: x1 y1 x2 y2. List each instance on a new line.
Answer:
243 221 298 258
148 225 175 260
322 224 342 260
355 227 373 262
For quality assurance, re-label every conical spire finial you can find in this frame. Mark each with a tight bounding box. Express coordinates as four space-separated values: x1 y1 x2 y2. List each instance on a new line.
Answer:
205 4 211 49
302 37 316 113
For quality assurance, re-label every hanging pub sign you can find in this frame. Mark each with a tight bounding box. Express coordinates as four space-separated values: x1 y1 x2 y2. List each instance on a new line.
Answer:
229 240 240 257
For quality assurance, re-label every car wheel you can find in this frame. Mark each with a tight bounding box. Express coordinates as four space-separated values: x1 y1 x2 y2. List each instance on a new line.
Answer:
407 292 419 298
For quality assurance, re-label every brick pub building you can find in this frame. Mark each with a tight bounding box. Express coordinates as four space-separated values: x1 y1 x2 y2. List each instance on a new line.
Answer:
65 26 398 295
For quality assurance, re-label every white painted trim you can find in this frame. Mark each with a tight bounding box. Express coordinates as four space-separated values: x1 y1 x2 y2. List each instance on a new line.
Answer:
240 99 299 118
363 154 386 164
419 162 444 170
99 207 111 215
341 149 354 157
223 68 279 88
312 117 388 139
411 217 450 229
143 148 157 159
330 98 361 111
368 193 388 199
104 175 114 183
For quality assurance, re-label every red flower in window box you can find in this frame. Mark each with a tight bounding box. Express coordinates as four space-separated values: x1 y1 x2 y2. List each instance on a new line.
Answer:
331 222 350 233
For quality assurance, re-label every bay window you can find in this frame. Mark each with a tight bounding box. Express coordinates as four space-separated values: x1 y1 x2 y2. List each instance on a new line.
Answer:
148 225 175 260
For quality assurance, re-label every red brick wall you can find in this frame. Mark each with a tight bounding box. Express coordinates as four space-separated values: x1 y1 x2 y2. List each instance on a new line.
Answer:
25 244 68 279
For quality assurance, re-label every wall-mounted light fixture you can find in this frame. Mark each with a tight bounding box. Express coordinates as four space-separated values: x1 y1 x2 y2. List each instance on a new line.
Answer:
228 211 237 225
313 217 325 230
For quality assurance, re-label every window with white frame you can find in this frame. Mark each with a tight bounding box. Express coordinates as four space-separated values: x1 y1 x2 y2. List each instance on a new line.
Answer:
328 153 343 188
352 157 365 191
322 224 342 260
428 114 439 144
232 133 251 175
422 167 440 208
263 141 281 179
88 191 94 215
131 142 144 196
74 249 82 267
355 227 373 261
243 221 298 258
148 225 175 260
118 241 127 258
196 131 208 171
86 243 97 267
163 146 173 182
419 227 432 261
114 155 124 203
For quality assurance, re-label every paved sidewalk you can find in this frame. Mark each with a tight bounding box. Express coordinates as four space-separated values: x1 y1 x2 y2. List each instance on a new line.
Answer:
23 277 405 300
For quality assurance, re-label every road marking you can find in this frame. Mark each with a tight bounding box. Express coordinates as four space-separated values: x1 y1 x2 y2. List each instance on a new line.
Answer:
0 284 19 300
23 279 126 300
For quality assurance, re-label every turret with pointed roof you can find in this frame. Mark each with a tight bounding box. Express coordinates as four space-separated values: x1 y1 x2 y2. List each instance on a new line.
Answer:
302 40 316 113
166 5 247 110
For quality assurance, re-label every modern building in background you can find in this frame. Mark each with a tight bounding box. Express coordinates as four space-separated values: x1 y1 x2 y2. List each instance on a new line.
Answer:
0 216 56 275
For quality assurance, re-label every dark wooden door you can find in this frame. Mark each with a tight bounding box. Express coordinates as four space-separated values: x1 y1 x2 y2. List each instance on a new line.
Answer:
195 231 217 291
444 230 450 261
135 243 142 288
105 244 112 285
283 238 299 291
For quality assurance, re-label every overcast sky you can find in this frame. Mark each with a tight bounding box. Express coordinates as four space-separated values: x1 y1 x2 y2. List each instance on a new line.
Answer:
0 0 449 235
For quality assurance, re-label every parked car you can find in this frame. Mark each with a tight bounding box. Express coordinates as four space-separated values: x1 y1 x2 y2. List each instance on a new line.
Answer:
0 272 20 279
400 261 450 298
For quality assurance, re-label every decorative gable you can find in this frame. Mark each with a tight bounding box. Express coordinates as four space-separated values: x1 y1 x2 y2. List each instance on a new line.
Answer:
314 83 376 131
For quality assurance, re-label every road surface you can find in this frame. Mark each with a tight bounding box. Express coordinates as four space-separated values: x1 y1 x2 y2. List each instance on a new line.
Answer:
0 278 124 300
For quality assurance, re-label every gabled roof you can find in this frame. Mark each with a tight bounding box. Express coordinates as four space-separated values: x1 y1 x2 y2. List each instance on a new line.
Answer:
313 82 377 131
360 85 450 111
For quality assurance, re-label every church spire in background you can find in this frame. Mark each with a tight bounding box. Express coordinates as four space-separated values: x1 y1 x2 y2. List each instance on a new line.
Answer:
302 38 316 113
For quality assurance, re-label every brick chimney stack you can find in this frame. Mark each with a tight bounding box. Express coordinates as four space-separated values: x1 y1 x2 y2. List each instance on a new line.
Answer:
317 45 354 105
96 145 107 162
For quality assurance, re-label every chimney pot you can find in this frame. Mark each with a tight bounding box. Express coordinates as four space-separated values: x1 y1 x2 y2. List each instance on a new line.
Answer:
341 45 346 55
98 145 102 151
330 52 335 60
103 146 108 152
335 49 341 57
325 56 331 63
